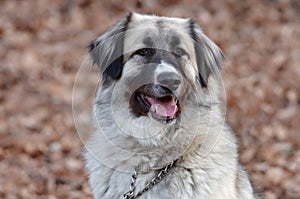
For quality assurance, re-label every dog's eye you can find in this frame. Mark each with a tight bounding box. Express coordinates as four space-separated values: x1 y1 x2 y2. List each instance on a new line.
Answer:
174 47 186 57
135 48 154 56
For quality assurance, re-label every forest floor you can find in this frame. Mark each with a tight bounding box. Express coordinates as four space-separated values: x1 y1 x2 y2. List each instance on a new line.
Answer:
1 0 300 198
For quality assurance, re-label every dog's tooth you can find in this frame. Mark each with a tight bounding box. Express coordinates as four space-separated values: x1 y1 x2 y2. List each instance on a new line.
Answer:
151 105 156 113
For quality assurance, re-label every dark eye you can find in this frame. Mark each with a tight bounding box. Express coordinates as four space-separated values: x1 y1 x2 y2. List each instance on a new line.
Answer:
135 48 154 56
174 47 186 57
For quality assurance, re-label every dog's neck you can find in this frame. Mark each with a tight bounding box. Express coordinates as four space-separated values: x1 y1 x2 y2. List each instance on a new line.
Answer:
117 136 187 172
90 125 205 174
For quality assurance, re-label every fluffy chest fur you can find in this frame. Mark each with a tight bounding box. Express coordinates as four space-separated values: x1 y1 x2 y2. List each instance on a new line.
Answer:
85 130 254 199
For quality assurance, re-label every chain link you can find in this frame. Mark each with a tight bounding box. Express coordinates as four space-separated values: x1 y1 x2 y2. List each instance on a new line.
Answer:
123 159 179 199
123 170 137 199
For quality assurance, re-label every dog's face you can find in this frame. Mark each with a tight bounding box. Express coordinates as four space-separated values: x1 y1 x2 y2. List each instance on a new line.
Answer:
90 13 223 147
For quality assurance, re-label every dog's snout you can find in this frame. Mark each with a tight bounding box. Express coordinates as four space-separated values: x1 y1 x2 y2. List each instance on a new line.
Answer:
157 72 181 91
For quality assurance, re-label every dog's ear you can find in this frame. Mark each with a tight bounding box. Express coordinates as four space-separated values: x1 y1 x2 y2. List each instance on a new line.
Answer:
189 19 224 87
89 13 132 80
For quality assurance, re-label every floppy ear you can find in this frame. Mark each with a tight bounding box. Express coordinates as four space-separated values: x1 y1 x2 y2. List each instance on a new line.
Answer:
89 13 132 80
189 19 224 87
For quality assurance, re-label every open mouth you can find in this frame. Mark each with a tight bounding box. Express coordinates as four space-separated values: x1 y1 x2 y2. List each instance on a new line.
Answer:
130 84 180 123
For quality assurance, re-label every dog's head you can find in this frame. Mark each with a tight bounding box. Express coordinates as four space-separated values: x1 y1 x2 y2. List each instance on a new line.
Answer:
89 13 223 146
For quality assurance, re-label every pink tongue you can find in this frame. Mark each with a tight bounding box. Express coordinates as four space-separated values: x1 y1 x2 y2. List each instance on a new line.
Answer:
145 96 178 118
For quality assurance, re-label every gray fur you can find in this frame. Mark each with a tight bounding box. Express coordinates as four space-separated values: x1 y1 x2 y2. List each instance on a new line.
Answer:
85 13 259 199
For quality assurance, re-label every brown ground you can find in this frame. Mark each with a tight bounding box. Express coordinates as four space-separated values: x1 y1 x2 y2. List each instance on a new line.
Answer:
0 0 299 198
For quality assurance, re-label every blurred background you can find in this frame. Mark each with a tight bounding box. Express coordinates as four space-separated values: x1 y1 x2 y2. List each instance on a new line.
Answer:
0 0 299 198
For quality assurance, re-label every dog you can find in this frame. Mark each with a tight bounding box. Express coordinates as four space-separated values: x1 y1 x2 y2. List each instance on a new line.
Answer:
85 12 259 199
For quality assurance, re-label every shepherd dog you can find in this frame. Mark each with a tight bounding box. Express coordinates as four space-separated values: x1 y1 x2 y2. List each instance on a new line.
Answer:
84 12 259 199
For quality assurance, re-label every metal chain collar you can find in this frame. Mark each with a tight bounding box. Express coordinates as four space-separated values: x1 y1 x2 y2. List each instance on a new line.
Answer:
123 159 179 199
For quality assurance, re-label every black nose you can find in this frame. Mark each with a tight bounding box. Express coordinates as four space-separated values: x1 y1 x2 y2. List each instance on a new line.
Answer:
157 72 181 91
